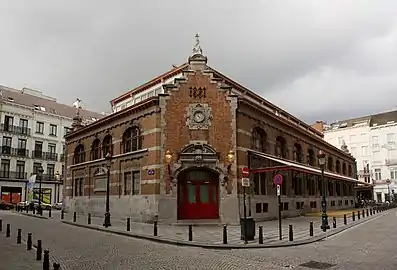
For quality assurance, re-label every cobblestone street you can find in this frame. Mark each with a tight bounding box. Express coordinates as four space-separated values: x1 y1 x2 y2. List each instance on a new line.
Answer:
1 209 396 269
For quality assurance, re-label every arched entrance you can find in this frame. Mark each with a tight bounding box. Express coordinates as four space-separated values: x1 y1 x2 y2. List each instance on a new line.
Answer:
177 168 219 220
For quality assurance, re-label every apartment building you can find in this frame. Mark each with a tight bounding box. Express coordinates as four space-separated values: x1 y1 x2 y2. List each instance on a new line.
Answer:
0 86 102 204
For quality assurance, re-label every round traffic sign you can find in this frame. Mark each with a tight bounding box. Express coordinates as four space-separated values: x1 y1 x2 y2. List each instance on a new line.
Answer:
242 167 249 177
273 174 283 186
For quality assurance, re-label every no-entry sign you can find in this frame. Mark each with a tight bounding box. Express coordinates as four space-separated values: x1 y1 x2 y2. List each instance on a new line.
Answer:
273 174 283 186
241 167 249 177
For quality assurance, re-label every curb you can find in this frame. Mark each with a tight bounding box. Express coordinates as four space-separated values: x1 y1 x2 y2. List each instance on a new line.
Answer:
60 210 390 249
12 211 48 220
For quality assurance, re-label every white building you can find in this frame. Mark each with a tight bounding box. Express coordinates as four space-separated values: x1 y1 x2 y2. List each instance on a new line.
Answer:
0 86 102 205
321 110 397 203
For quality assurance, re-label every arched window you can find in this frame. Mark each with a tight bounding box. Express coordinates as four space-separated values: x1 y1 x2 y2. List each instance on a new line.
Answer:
342 163 347 175
91 139 101 160
252 127 267 152
348 165 353 177
327 156 334 171
293 143 303 163
335 160 341 174
308 149 316 166
102 135 113 157
74 144 85 164
122 127 142 153
275 136 287 158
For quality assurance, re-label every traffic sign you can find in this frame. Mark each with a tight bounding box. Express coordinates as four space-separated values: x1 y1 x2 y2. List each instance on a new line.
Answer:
277 185 281 196
241 178 250 187
242 167 249 177
273 174 283 186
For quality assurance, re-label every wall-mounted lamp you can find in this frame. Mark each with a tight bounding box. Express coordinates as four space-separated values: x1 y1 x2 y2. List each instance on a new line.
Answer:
164 150 175 189
226 150 235 173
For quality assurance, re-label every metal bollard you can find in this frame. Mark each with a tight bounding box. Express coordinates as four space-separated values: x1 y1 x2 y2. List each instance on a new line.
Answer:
53 263 61 270
6 224 10 237
33 207 36 214
17 229 21 244
366 208 369 217
73 212 76 223
188 225 193 241
370 208 373 215
61 210 64 220
362 209 365 218
88 213 91 225
27 233 32 250
289 225 293 241
332 217 336 228
154 221 158 236
43 250 50 270
344 214 347 225
26 206 28 213
127 218 130 231
357 211 360 220
223 225 227 244
49 208 51 218
352 212 355 221
309 222 313 236
36 240 42 261
258 226 263 244
0 219 2 232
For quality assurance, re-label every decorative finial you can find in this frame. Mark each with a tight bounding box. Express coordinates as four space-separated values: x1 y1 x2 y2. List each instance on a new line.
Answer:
72 98 82 117
192 33 203 56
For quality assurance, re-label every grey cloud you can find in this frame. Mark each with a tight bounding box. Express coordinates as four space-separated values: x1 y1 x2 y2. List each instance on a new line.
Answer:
0 0 396 122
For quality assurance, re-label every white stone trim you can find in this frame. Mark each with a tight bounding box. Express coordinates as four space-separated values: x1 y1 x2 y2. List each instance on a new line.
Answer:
237 129 251 137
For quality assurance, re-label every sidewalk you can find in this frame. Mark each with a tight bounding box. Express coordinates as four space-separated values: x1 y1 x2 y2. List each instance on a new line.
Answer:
0 233 42 270
16 207 388 248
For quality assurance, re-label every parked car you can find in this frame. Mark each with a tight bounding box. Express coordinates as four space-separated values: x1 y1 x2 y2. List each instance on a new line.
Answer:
52 202 63 210
0 200 13 210
17 200 51 211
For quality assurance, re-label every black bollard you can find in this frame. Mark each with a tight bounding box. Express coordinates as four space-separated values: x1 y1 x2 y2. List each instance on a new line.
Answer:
357 211 360 220
61 210 64 220
73 212 76 223
344 214 347 225
188 225 193 241
309 222 313 236
258 226 263 244
53 263 61 270
88 213 91 225
223 225 227 244
127 218 130 231
36 240 42 261
332 217 336 228
352 212 355 221
362 209 365 218
289 225 293 241
6 224 10 237
154 221 158 236
33 207 35 214
27 233 32 250
26 205 28 213
49 208 51 218
366 208 369 217
370 208 373 215
0 219 2 232
17 229 21 244
43 250 50 270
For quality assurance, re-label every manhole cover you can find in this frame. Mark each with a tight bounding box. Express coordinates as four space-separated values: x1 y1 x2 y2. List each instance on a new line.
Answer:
299 260 336 269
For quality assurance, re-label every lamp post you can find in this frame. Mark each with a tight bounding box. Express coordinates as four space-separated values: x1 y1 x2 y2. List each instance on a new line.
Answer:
318 150 329 231
55 171 60 203
226 150 235 173
37 166 44 215
165 150 173 192
103 152 112 228
386 179 391 202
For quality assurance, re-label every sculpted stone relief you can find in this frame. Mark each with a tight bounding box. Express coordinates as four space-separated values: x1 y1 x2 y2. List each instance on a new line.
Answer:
186 103 212 130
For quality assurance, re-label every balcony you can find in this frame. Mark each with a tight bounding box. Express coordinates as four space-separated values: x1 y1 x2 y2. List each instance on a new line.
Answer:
30 173 60 181
358 170 372 178
60 153 66 162
385 159 397 166
0 146 29 158
0 171 27 180
0 124 31 136
32 151 58 161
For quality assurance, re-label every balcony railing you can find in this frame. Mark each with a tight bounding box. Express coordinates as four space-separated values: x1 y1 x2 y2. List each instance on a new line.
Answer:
0 124 31 136
385 159 397 166
0 146 29 158
60 153 66 162
358 170 372 177
32 151 58 161
0 171 27 180
30 173 60 181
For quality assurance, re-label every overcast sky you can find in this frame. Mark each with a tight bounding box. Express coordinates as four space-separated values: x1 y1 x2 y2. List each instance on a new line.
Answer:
0 1 396 124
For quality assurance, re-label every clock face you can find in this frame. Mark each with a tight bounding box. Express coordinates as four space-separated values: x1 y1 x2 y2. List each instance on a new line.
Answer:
193 111 205 123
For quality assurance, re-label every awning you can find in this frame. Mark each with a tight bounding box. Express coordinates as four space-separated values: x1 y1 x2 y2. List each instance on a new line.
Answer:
248 150 367 186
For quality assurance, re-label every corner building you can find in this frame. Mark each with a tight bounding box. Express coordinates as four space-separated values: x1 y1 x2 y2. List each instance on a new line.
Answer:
65 47 366 224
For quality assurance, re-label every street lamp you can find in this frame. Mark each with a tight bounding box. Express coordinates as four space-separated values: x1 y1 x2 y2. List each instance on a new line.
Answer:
103 152 112 228
37 166 44 216
386 179 391 202
318 150 329 231
164 150 174 192
226 150 235 173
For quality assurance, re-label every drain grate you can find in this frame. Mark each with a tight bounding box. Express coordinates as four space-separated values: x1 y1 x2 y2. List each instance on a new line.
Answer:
299 260 336 269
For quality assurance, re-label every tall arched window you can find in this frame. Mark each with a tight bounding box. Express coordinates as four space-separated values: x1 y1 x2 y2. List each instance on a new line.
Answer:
275 136 287 158
122 127 142 153
102 135 113 157
252 127 267 152
348 164 353 177
74 144 85 164
308 148 316 166
342 163 347 175
327 156 334 171
293 143 303 163
91 138 101 160
335 160 341 174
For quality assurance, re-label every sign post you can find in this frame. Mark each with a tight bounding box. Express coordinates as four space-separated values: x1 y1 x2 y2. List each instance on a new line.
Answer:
273 174 283 241
241 167 249 244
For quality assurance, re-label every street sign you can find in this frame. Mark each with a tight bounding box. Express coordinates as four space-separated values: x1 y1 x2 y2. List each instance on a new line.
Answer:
273 174 283 186
277 185 281 196
242 178 250 187
147 169 155 175
242 167 249 177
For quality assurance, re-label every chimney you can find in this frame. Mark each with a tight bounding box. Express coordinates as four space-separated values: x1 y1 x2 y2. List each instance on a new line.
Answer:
311 121 324 133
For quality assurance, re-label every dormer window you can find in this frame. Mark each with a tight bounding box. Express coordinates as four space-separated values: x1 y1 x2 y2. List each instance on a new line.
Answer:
7 97 14 102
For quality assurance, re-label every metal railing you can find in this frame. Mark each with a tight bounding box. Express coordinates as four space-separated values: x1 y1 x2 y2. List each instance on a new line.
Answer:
32 151 58 161
0 123 31 136
0 171 27 179
0 146 29 157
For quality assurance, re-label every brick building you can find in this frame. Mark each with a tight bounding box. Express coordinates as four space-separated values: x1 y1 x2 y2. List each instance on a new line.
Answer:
64 37 366 224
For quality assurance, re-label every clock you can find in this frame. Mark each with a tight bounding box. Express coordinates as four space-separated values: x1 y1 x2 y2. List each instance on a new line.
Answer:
193 111 205 123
